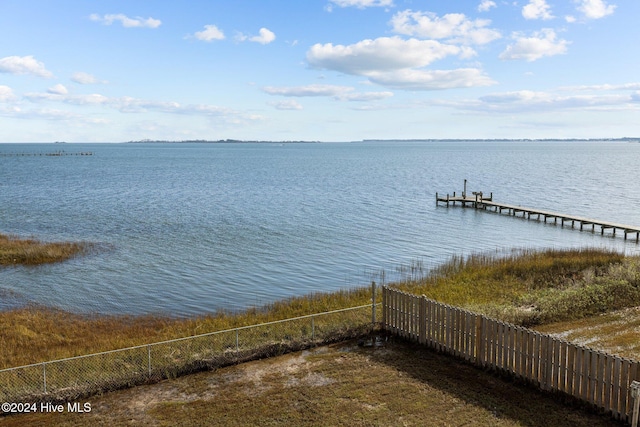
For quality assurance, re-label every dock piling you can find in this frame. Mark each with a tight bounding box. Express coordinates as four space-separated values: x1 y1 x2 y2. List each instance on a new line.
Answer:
435 188 640 243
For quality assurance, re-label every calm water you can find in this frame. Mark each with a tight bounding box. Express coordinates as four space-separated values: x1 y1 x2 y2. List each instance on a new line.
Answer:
1 141 639 316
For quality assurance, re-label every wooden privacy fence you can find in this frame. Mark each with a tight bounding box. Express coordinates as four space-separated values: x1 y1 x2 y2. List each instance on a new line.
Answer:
381 286 640 424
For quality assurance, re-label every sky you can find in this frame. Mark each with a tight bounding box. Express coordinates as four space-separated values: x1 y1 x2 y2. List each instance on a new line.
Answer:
1 0 639 142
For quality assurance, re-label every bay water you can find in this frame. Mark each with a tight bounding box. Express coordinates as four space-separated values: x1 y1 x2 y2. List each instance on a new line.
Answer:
1 141 639 316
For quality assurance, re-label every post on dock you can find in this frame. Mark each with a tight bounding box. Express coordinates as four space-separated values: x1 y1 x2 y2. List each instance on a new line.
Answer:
463 179 467 199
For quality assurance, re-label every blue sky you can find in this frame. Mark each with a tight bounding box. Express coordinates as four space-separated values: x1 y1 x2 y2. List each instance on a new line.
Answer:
1 0 638 142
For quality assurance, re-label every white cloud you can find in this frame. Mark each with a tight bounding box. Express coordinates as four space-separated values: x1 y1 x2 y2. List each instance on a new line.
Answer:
22 89 262 123
306 36 494 90
366 68 495 90
237 28 276 45
192 25 225 42
90 13 161 28
307 37 463 74
71 72 107 85
478 1 497 12
263 84 354 97
436 88 636 114
499 29 569 62
575 0 616 19
251 28 276 45
0 85 16 102
263 84 393 101
48 84 68 95
269 100 303 110
390 10 501 45
26 91 109 105
481 90 630 111
559 83 640 91
0 55 53 78
337 91 394 101
522 0 554 20
327 0 394 9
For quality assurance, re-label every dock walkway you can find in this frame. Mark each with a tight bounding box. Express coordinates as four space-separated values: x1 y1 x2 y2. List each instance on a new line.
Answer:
436 190 640 242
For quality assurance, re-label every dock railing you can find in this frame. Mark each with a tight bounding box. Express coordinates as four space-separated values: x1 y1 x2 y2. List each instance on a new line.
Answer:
0 303 381 406
382 286 640 424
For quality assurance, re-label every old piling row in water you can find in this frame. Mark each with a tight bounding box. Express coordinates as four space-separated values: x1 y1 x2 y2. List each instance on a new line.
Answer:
0 151 93 157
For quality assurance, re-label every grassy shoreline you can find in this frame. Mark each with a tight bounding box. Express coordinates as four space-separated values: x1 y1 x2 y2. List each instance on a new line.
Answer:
2 247 639 370
0 233 89 266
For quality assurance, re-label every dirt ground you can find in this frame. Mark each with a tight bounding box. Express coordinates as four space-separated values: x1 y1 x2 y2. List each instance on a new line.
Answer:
0 336 625 427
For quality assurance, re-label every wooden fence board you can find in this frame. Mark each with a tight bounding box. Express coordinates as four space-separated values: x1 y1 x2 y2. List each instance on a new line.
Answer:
551 339 560 391
559 341 569 393
380 287 640 423
589 349 597 405
514 327 521 377
447 305 453 354
596 351 605 407
620 359 630 419
457 309 464 357
490 320 498 368
510 325 517 373
470 312 476 360
496 321 503 369
613 357 622 419
583 348 591 401
604 353 613 414
543 335 551 391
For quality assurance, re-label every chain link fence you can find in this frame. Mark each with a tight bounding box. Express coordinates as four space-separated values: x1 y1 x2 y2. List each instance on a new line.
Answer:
1 303 380 404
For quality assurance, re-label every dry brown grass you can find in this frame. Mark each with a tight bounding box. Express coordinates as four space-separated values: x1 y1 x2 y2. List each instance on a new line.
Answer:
0 234 88 266
536 306 640 360
2 248 638 370
0 287 373 369
0 338 622 427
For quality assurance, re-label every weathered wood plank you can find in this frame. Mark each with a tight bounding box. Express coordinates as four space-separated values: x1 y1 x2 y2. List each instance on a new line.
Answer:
613 357 622 419
596 351 605 408
620 359 630 419
436 193 640 241
551 338 560 391
604 353 613 414
381 287 640 424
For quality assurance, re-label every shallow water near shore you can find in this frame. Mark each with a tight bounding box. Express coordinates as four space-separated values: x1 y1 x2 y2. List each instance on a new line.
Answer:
1 141 639 316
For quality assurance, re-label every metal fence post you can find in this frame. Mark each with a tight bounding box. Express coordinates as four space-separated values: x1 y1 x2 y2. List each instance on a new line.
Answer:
381 285 387 329
312 316 315 341
42 362 47 394
235 329 239 353
372 281 376 329
147 345 152 377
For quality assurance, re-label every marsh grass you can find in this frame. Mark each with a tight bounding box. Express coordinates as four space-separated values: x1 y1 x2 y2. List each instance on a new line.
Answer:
0 288 375 370
396 248 637 327
2 247 640 411
0 233 89 266
2 248 637 370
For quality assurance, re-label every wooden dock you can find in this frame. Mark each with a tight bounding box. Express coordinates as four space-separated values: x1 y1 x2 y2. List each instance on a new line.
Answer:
436 188 640 242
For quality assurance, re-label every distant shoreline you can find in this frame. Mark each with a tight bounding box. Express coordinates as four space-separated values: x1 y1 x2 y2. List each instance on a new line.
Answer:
126 137 640 144
127 139 322 144
1 138 638 144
